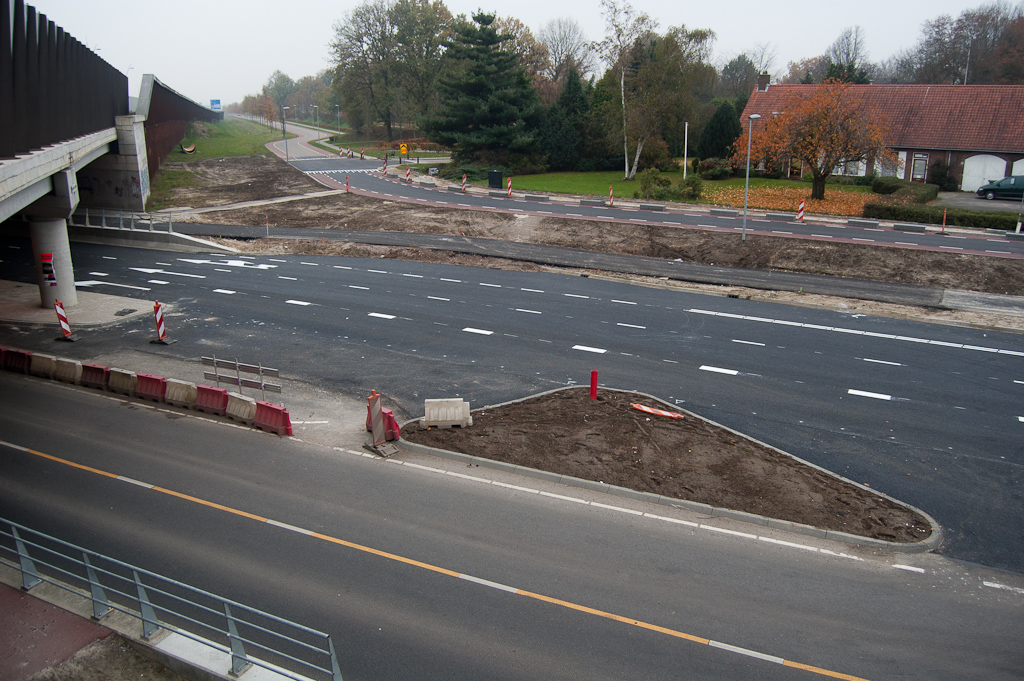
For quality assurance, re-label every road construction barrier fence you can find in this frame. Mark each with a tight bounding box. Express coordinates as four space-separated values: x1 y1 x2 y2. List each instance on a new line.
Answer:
30 353 57 379
255 401 293 436
195 385 229 416
108 368 137 397
201 356 281 400
0 517 343 681
2 347 31 373
135 373 167 403
80 363 110 390
226 392 257 425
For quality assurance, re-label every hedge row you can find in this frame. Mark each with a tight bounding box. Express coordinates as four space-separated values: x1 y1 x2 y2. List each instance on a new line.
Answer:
862 203 1021 230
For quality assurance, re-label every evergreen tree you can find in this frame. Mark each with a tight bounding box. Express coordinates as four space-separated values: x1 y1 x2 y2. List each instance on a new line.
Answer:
541 67 590 170
421 12 542 164
696 101 741 160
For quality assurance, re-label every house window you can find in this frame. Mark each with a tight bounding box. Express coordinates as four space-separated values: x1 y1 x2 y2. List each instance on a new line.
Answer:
911 153 929 183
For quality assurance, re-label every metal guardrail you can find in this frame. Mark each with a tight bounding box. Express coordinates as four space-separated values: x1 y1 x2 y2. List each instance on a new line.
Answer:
201 356 282 400
0 518 341 681
72 208 179 233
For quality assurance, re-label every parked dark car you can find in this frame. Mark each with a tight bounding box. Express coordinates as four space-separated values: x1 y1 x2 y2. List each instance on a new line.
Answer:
977 176 1024 200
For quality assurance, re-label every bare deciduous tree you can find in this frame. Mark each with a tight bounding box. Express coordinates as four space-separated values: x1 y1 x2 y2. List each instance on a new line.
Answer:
538 16 595 82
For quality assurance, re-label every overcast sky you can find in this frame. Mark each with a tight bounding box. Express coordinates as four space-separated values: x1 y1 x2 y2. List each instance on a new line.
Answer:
29 0 992 108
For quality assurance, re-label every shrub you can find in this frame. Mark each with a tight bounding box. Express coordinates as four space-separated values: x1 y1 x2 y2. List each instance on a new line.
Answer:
680 175 703 201
872 176 904 194
892 182 940 203
854 172 877 187
699 157 733 180
862 203 1020 229
637 168 670 199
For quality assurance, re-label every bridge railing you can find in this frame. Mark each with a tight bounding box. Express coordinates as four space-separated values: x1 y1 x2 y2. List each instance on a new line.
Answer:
0 517 343 681
71 208 181 233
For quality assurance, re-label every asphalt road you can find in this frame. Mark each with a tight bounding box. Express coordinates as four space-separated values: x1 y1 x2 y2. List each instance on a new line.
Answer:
1 239 1022 575
2 372 1022 681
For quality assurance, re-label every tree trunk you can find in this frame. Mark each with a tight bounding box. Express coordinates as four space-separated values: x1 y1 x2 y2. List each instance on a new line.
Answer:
620 69 630 179
628 139 644 180
811 174 827 200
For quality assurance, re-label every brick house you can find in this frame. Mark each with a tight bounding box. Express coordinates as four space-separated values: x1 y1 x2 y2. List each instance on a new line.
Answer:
740 78 1024 192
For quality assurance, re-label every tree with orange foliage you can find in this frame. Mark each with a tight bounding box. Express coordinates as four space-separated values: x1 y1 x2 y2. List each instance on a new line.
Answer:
735 79 893 200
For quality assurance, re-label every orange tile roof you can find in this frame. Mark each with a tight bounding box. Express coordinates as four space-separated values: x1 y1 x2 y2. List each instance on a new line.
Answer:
741 84 1024 153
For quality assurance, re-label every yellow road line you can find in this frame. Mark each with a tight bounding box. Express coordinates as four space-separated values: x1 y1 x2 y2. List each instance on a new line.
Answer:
1 438 870 681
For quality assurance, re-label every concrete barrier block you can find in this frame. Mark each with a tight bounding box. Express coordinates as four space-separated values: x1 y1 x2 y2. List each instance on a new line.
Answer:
422 398 472 428
639 203 666 211
580 199 606 207
525 194 548 201
710 208 739 217
766 212 797 221
195 385 229 415
135 373 167 403
255 401 293 436
488 191 507 198
418 181 436 187
165 379 197 408
54 358 82 384
226 392 257 425
108 368 137 396
893 222 927 232
847 218 879 227
80 363 109 390
30 353 57 379
447 186 464 192
1006 231 1024 241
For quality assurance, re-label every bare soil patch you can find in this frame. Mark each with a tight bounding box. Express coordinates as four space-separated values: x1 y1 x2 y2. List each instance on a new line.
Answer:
402 389 933 543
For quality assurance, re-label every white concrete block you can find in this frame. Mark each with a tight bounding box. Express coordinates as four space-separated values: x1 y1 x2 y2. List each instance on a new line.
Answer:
165 378 197 408
226 391 257 425
54 357 82 384
422 398 472 428
30 352 57 379
108 367 137 396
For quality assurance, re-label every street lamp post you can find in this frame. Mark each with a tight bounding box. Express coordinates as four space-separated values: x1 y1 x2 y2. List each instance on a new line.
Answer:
741 113 761 243
312 105 319 141
282 106 290 162
335 105 340 140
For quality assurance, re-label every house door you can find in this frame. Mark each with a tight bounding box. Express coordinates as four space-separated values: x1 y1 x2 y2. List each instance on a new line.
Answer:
962 154 1009 192
911 154 929 183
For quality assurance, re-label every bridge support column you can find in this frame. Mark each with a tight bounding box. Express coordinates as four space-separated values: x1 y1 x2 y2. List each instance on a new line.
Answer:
30 218 77 308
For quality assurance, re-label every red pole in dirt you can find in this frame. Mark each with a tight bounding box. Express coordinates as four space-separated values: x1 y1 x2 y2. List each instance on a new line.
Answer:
346 174 349 193
590 370 598 399
942 208 947 234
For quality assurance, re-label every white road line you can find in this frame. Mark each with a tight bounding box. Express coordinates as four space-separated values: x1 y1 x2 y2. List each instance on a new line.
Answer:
116 476 154 489
708 641 784 665
266 519 314 535
440 278 462 283
88 272 109 276
279 276 298 281
285 300 312 306
458 574 519 593
852 238 875 242
148 280 169 285
662 359 678 363
772 230 792 235
480 283 501 288
521 288 544 293
700 365 739 375
368 312 396 319
367 269 388 274
516 308 542 314
348 285 368 290
811 234 833 238
895 241 917 246
848 389 892 401
402 273 424 278
332 264 351 269
1019 416 1024 422
986 250 1011 254
573 345 607 354
212 289 236 294
984 581 1024 595
269 259 288 263
617 323 646 329
129 267 204 279
864 358 902 366
463 327 494 335
732 339 764 346
214 268 231 273
893 564 926 573
564 293 589 299
611 299 636 305
939 246 964 251
427 296 449 301
102 256 116 260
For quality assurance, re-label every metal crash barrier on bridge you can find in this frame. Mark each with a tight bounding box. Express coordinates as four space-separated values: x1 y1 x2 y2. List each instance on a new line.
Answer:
0 517 343 681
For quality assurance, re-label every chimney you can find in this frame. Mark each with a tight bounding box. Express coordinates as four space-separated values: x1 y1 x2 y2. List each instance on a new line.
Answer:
757 72 770 91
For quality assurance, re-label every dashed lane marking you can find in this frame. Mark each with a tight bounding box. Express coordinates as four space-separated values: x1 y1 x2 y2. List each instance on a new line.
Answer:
463 327 494 335
368 312 396 320
848 389 893 401
700 366 739 376
572 345 607 354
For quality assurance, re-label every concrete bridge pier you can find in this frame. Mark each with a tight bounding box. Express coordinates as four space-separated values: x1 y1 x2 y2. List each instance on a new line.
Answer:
29 218 77 309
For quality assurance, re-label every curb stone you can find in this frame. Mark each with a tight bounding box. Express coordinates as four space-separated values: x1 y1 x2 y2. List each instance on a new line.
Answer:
398 386 943 553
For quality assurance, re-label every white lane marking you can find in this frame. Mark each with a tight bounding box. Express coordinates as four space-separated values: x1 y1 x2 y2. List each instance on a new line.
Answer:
700 366 739 375
285 300 312 306
617 323 646 329
333 265 351 269
852 237 875 242
116 476 154 489
102 256 117 260
88 272 109 277
572 345 607 354
984 581 1024 595
349 285 368 290
427 296 449 301
367 269 387 274
663 359 678 364
864 358 902 366
848 389 892 401
458 574 518 593
986 250 1011 254
772 230 792 235
212 289 236 295
279 276 298 281
939 246 964 251
266 519 314 535
76 281 151 291
1019 416 1024 422
732 339 764 346
709 641 784 665
440 278 462 283
564 294 589 299
368 312 396 319
403 273 424 278
148 280 169 285
895 241 917 246
214 268 232 273
129 267 204 278
521 288 544 293
463 327 494 335
291 420 329 425
301 262 319 266
269 259 288 263
812 234 833 238
480 282 501 288
611 299 637 305
591 502 643 516
516 309 542 314
1015 380 1024 385
893 564 926 573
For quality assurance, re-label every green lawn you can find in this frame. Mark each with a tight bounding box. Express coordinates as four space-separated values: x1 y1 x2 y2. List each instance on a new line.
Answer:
162 117 291 163
146 169 202 211
508 171 640 198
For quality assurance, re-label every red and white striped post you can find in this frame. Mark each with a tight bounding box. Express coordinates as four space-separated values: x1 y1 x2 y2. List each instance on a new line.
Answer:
338 147 344 157
367 390 385 446
406 167 412 183
346 174 350 193
609 185 614 207
797 199 805 222
54 299 77 341
360 148 365 160
150 300 176 345
462 174 467 192
348 148 353 158
506 176 512 197
382 158 388 176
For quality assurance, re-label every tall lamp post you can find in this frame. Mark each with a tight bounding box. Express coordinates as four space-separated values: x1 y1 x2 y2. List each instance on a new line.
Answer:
335 105 340 140
741 113 761 243
312 104 319 141
282 106 290 162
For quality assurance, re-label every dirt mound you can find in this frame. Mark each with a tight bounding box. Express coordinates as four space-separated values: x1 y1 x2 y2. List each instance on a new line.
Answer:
402 388 934 543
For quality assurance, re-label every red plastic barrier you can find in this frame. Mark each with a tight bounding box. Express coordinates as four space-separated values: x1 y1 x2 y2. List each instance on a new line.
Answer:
381 408 401 441
195 384 228 415
254 401 293 436
80 363 110 390
135 373 167 403
2 348 31 374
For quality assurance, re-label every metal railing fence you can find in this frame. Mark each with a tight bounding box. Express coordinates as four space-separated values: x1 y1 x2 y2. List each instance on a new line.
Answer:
0 517 341 681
